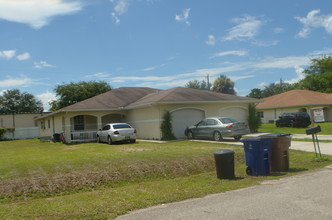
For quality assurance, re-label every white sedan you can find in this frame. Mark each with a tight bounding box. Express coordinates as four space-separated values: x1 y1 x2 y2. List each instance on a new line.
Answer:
96 123 137 144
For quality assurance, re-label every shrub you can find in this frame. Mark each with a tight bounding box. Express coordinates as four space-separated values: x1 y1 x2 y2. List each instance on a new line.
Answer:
160 111 176 140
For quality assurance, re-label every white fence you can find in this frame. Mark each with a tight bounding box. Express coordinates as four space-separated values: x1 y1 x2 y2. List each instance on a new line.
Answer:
71 131 97 143
3 127 39 140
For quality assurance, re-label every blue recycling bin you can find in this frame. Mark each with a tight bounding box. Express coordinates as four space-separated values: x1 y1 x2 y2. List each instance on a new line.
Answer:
241 137 272 176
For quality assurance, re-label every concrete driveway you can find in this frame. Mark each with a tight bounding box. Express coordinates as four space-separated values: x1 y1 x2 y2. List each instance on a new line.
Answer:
117 135 332 220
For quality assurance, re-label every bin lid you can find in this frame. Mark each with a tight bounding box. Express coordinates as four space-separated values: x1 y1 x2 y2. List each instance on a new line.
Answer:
240 137 264 142
214 149 234 155
259 133 292 138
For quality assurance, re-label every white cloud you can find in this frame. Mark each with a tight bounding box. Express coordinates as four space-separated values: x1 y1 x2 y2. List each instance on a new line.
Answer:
0 50 16 59
205 35 216 46
211 50 248 58
0 0 83 29
143 66 156 71
273 27 284 34
175 8 191 26
223 15 264 41
111 0 129 24
0 75 35 87
86 72 111 79
284 65 305 84
37 91 56 111
16 52 31 61
252 56 309 69
34 61 55 69
295 9 332 38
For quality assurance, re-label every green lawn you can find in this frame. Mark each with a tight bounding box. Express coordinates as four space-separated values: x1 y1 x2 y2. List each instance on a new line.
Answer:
258 122 332 135
0 139 331 219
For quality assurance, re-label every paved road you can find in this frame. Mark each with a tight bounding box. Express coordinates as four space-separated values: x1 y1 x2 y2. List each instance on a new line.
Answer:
117 166 332 220
118 135 332 220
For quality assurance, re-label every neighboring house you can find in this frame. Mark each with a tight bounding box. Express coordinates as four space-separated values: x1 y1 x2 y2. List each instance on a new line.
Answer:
37 87 258 143
256 90 332 123
0 112 45 139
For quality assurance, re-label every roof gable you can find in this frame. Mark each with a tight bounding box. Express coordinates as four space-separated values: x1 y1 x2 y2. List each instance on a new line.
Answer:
257 90 332 109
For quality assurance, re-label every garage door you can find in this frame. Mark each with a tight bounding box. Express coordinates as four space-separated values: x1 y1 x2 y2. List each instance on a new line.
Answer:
172 108 205 139
220 107 247 123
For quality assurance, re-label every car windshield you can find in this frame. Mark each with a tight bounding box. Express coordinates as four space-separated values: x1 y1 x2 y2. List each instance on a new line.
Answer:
112 124 131 129
219 118 238 124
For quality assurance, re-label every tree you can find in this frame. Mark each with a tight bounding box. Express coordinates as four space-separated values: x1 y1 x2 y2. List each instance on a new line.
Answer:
160 111 176 140
0 89 43 113
295 55 332 93
49 81 112 111
247 104 261 132
247 80 294 99
212 74 236 95
185 79 209 90
247 88 264 99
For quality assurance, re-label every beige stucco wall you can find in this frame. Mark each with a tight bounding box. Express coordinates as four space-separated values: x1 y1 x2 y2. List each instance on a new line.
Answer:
0 113 42 128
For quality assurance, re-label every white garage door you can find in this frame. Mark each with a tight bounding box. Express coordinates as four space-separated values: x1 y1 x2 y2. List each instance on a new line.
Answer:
172 108 205 139
220 107 248 123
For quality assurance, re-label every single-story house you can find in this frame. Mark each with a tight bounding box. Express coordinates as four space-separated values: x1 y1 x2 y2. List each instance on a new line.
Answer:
256 90 332 123
37 87 258 143
0 112 45 139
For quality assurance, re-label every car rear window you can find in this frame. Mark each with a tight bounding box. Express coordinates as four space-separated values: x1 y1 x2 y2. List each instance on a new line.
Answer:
219 118 238 124
113 124 131 129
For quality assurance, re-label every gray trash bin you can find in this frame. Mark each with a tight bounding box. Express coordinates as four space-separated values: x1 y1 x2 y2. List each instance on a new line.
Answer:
213 149 235 179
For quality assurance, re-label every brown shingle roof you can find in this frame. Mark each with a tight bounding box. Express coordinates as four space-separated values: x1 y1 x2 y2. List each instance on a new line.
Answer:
60 87 257 111
128 87 256 107
256 90 332 109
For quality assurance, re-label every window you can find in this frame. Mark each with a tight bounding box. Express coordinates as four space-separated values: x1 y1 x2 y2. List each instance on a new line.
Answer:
257 112 264 118
73 115 85 131
102 125 110 130
206 119 217 125
113 124 131 129
48 120 51 129
41 121 45 129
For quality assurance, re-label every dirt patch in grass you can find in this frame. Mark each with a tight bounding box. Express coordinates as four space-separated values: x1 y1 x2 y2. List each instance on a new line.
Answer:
0 155 215 202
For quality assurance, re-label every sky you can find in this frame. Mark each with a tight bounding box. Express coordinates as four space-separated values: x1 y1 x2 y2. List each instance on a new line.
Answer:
1 0 332 111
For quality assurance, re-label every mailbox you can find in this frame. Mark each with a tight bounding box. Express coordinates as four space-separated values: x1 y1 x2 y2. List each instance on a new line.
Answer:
305 125 321 135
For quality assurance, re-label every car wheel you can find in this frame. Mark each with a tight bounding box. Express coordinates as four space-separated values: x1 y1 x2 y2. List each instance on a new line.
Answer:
187 131 194 139
234 135 242 141
213 131 222 141
246 166 252 176
130 139 136 143
107 136 112 145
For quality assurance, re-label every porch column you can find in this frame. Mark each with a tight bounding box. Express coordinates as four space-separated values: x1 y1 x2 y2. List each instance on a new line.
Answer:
63 115 72 143
97 116 103 130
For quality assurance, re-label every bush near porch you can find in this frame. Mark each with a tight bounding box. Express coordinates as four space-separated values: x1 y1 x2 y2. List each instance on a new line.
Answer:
0 139 331 219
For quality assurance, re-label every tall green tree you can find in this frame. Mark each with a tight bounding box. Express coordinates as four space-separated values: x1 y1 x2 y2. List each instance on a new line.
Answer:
0 89 43 113
295 55 332 93
50 81 112 111
185 79 209 90
247 80 294 98
212 74 236 95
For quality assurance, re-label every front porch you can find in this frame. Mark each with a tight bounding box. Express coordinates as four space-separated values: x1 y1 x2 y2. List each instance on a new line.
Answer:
62 113 126 143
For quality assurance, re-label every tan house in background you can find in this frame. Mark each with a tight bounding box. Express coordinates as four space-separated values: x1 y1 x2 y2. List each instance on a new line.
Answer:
256 90 332 123
37 87 258 143
0 112 44 139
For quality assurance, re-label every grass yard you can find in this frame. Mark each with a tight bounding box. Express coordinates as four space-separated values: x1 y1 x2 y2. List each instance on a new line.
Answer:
258 122 332 135
0 139 331 219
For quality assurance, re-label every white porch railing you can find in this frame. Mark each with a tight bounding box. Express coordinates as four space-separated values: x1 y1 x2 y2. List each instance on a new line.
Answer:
71 131 97 143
